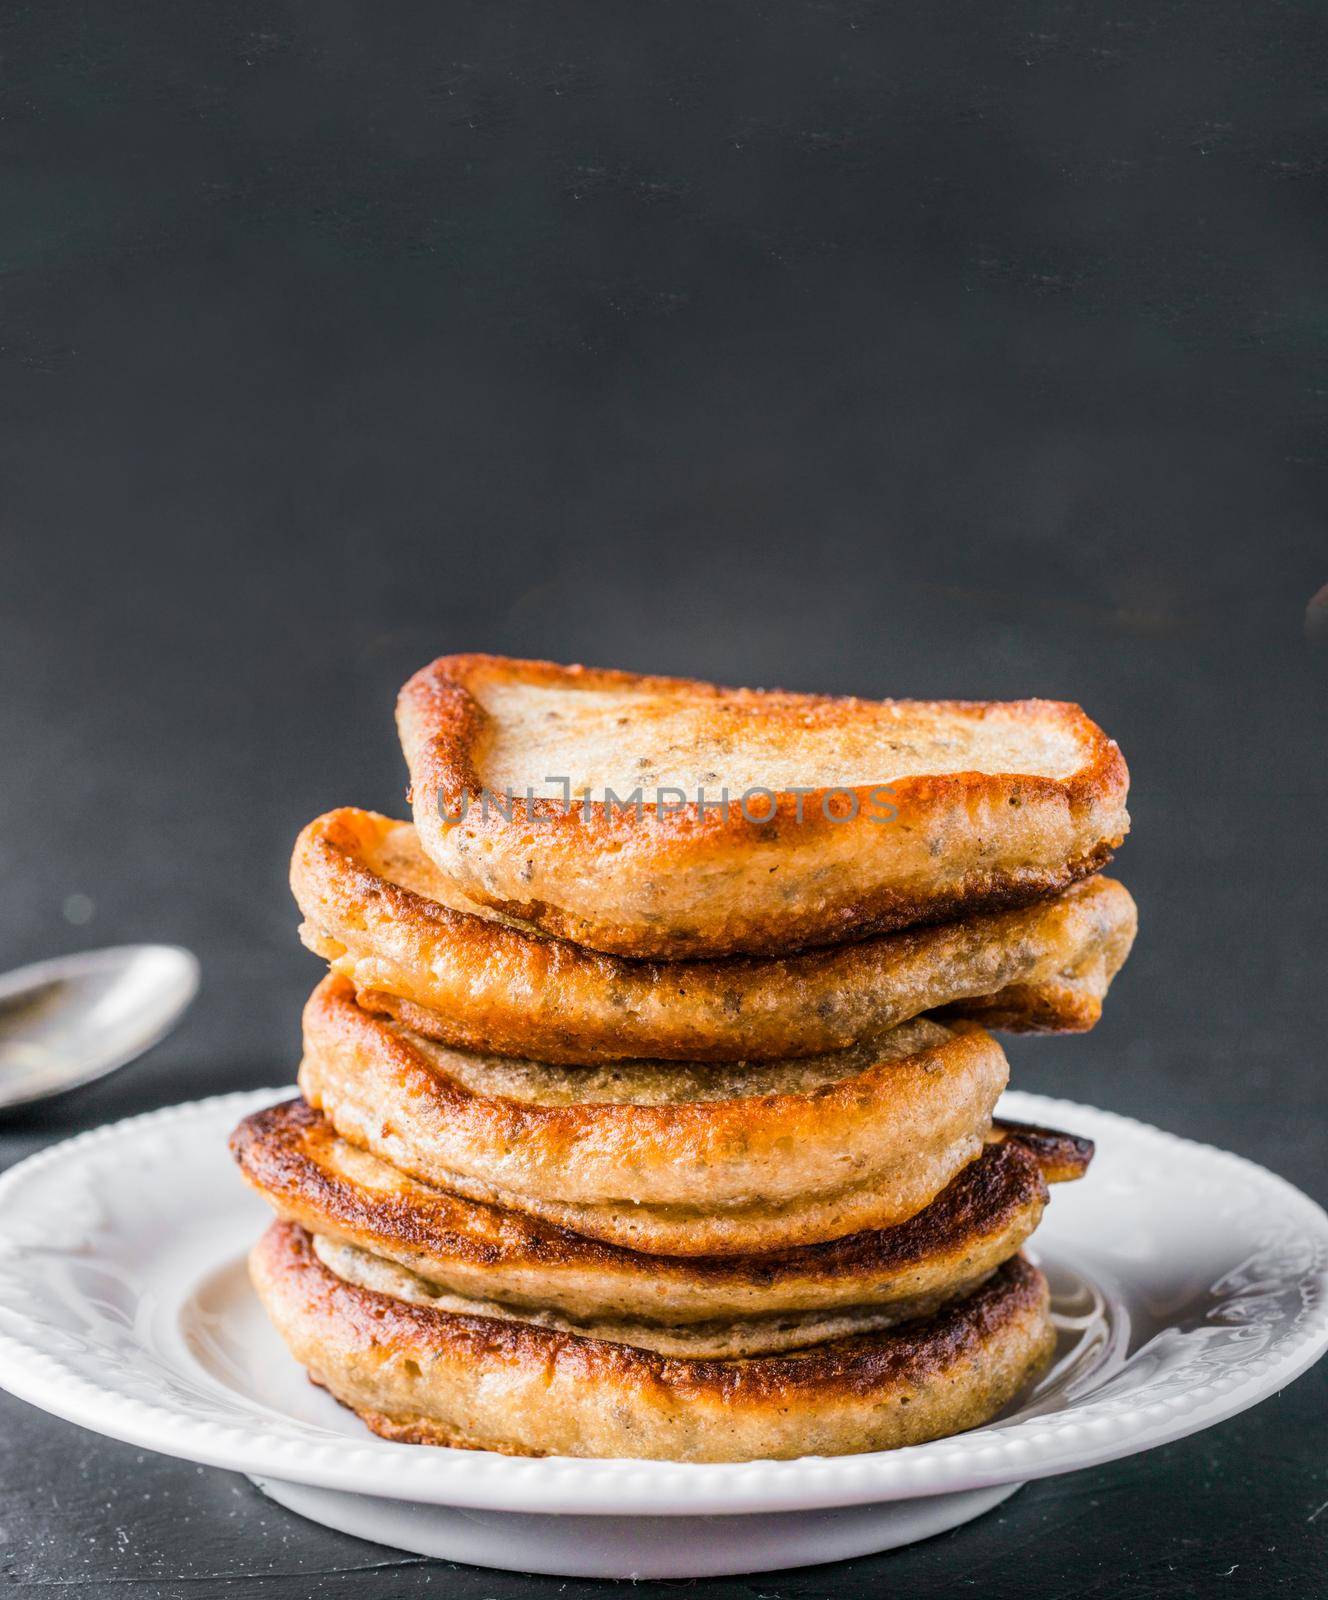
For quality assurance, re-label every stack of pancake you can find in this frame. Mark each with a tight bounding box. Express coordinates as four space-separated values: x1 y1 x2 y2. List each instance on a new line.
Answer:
233 655 1135 1462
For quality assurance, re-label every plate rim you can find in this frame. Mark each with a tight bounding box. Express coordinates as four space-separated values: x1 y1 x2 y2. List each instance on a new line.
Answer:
0 1085 1325 1517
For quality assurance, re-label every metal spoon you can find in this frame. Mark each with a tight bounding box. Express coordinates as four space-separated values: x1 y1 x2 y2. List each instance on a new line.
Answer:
0 946 200 1111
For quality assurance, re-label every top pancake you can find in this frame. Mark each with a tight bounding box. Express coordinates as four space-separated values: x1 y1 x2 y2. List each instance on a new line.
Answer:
397 653 1130 957
293 809 1136 1065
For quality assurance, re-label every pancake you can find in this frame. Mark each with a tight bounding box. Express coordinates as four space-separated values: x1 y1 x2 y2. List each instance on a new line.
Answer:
292 809 1137 1065
232 1097 1090 1355
397 653 1129 958
251 1223 1056 1461
298 975 1010 1255
309 1236 957 1357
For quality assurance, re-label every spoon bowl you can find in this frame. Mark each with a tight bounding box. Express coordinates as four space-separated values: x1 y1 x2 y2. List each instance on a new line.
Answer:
0 946 199 1111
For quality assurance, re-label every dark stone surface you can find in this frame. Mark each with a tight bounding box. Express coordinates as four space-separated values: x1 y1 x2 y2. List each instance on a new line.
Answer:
1 1 1325 1593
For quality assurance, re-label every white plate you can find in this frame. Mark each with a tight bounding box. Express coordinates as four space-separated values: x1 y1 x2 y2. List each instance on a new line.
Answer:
0 1088 1324 1579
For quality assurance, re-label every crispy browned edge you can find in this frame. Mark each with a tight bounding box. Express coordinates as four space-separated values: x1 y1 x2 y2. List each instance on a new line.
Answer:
940 982 1098 1033
255 1220 1051 1408
396 653 1130 956
989 1118 1094 1183
232 1097 1089 1291
292 808 1136 1062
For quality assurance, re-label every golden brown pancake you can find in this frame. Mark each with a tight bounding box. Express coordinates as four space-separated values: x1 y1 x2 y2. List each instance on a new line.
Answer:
310 1236 966 1358
397 653 1129 958
298 975 1010 1255
251 1223 1056 1461
292 809 1136 1065
232 1097 1090 1356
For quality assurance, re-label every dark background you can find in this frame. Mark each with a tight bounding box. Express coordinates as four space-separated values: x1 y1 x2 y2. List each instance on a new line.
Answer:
2 2 1325 1595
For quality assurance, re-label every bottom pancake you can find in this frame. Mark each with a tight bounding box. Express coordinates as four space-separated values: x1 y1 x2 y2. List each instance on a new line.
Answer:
250 1223 1055 1462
